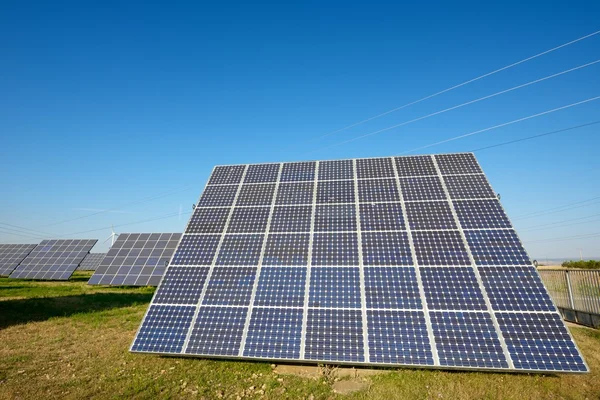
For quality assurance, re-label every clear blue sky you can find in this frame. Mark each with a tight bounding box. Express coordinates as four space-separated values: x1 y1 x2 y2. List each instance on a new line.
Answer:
0 1 598 260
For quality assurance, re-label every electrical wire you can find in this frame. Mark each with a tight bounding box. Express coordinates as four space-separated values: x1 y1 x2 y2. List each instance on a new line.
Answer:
397 95 600 155
310 60 600 152
314 30 600 140
513 196 600 220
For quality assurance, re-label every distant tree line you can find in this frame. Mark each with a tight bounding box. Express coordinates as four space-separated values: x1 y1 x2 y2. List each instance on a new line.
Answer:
561 260 600 269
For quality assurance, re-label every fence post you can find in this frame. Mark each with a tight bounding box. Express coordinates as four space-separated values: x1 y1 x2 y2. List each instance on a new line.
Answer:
565 270 575 309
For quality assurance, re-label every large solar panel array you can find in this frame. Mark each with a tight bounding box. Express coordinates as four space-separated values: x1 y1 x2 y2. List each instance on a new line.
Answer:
88 233 182 286
10 239 97 280
0 244 38 276
77 252 106 271
130 153 588 373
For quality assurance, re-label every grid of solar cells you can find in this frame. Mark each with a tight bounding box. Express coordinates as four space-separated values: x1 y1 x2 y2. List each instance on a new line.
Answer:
131 153 588 373
0 244 37 276
77 252 106 270
10 239 97 280
87 234 181 286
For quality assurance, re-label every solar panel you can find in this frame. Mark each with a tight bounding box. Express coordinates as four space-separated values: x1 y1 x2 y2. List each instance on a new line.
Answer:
87 233 181 286
0 244 37 276
9 240 97 280
131 153 588 373
77 253 106 270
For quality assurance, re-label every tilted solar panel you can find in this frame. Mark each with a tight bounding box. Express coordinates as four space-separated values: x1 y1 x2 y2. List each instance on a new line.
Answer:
9 240 97 280
78 252 106 271
0 244 37 276
130 153 588 373
87 233 182 286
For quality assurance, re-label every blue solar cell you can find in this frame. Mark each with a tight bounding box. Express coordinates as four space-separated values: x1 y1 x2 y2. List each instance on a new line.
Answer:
435 153 482 175
280 162 316 182
480 267 555 311
153 267 209 305
276 182 314 205
359 203 405 231
243 308 303 359
394 156 437 177
405 201 457 230
454 200 511 229
356 157 395 179
216 235 264 266
309 267 361 308
412 231 470 266
244 163 280 183
186 306 247 356
364 267 421 309
254 267 306 307
202 267 256 306
305 309 365 362
0 244 37 276
399 176 446 201
314 204 356 232
421 267 486 310
465 230 531 265
131 305 195 354
236 184 276 206
444 175 495 199
208 165 246 185
198 185 239 207
186 208 230 234
171 235 220 265
263 234 310 265
318 159 354 180
430 311 508 369
270 206 312 232
358 179 400 203
316 180 355 204
367 310 433 365
227 207 270 233
497 313 587 372
362 232 413 266
312 233 359 266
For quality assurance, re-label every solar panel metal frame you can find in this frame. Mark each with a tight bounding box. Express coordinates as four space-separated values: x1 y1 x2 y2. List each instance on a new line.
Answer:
9 239 97 280
0 244 38 276
130 153 588 374
88 233 182 286
77 252 106 271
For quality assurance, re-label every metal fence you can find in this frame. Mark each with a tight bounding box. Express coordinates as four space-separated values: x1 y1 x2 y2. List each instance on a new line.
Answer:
539 269 600 328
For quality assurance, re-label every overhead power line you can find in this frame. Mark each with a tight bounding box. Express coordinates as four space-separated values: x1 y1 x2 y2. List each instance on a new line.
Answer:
311 60 600 152
315 30 600 140
397 95 600 155
470 120 600 152
519 212 600 232
513 196 600 220
523 231 600 244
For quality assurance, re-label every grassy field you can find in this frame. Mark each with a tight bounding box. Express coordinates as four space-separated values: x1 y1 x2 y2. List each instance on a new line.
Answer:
1 272 599 400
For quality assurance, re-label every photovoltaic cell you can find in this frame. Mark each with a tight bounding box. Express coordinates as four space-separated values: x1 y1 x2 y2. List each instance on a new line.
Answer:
88 233 181 286
454 199 511 229
78 252 105 271
479 266 555 311
10 239 97 280
131 153 588 374
435 153 483 175
0 244 37 276
367 310 433 365
465 230 531 265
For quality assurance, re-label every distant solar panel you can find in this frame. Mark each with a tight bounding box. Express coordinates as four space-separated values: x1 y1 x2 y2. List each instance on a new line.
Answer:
77 253 106 271
9 240 97 280
87 233 182 286
0 244 37 276
130 153 588 373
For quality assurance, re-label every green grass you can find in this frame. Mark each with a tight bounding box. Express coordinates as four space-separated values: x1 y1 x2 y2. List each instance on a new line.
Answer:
1 273 599 399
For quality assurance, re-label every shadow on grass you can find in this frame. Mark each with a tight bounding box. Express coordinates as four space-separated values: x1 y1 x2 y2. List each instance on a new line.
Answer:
0 292 153 329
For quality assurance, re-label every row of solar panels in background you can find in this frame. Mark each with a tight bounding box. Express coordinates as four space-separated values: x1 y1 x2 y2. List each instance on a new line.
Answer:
9 240 98 280
88 233 182 286
77 252 107 270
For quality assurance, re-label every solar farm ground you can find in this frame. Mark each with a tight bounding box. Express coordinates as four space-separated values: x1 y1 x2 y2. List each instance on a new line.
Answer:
1 272 599 400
